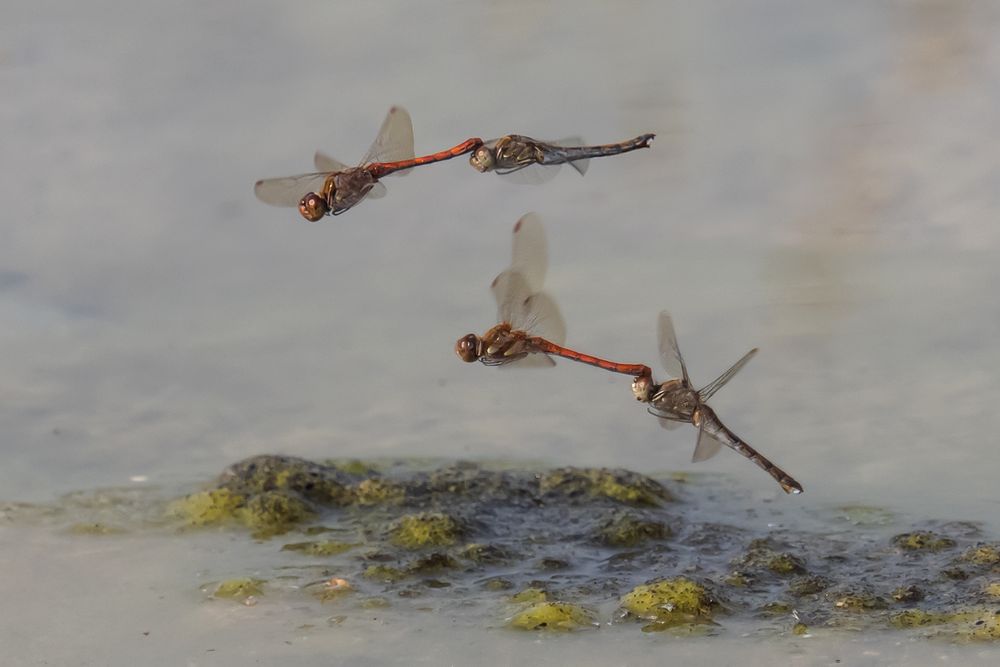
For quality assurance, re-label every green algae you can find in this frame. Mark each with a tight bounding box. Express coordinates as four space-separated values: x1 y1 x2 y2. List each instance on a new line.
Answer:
619 577 716 628
539 467 672 506
354 478 406 506
212 578 264 599
893 531 957 552
389 512 463 549
281 540 358 556
960 544 1000 565
169 488 245 526
237 491 313 538
591 511 670 547
509 602 596 631
735 538 806 576
511 588 548 604
27 454 1000 641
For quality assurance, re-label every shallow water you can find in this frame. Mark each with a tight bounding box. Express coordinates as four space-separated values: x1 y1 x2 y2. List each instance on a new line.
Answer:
3 0 1000 664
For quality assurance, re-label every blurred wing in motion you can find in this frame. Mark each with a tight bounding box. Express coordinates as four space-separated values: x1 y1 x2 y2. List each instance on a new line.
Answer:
361 106 416 170
523 292 566 346
491 270 534 332
657 416 683 431
698 348 758 402
692 424 724 462
254 172 330 207
657 311 691 386
509 213 548 293
313 151 349 173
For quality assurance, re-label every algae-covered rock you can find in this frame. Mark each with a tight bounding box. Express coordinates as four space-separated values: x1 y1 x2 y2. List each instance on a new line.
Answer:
619 577 716 627
833 592 889 612
892 531 956 552
539 467 672 506
66 522 127 536
511 588 547 604
389 512 463 549
985 582 1000 598
789 575 832 596
890 608 1000 640
354 478 405 506
281 540 358 556
960 544 1000 565
363 565 408 583
591 511 670 547
212 578 264 599
890 584 924 603
407 552 460 573
509 602 596 631
221 455 353 506
459 542 511 565
734 538 806 576
170 488 246 526
237 491 313 537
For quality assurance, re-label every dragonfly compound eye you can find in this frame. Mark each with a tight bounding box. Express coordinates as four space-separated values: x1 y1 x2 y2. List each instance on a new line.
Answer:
455 334 481 363
298 192 329 222
469 146 495 172
632 375 653 402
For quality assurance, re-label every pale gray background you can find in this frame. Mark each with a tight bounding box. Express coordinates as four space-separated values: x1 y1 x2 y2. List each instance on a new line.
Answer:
3 1 1000 664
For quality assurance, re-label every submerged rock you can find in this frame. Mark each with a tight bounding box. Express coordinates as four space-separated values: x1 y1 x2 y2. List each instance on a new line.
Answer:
509 602 597 631
618 577 717 629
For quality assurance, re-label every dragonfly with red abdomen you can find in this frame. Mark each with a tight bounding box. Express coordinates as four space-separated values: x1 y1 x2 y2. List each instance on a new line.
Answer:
255 106 482 220
468 133 654 184
630 312 803 494
455 213 651 377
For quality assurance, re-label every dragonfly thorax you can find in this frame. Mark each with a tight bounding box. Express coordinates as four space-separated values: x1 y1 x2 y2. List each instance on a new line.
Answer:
650 380 699 419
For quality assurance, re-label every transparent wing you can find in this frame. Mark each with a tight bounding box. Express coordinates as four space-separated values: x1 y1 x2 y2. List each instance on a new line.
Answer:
509 213 548 294
361 106 415 169
315 151 387 199
657 311 690 386
698 348 758 403
523 292 566 346
499 352 556 369
539 137 590 175
692 424 724 462
491 270 534 331
254 172 330 207
496 163 562 185
658 417 683 431
313 151 349 173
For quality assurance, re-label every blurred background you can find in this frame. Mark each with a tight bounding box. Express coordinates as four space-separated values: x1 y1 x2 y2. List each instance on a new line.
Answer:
3 1 999 526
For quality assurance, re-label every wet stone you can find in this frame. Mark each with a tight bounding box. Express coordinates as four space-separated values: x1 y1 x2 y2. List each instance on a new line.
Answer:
32 455 1000 639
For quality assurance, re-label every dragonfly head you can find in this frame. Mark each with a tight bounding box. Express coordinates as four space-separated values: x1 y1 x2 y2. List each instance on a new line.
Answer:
298 192 329 222
455 333 482 363
469 145 495 172
631 374 655 403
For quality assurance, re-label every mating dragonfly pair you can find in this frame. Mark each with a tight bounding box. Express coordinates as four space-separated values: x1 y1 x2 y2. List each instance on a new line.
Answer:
254 106 654 221
456 215 803 495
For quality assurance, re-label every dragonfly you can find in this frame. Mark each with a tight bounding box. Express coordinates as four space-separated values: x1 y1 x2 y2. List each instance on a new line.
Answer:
468 132 655 183
630 312 803 494
456 213 651 376
254 106 483 220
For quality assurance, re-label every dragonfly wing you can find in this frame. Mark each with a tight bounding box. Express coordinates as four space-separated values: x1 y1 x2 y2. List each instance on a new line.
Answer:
657 311 691 386
313 151 350 173
496 163 561 185
658 416 683 431
548 137 589 175
361 105 416 170
698 348 758 402
254 172 330 207
509 213 548 293
692 424 724 462
499 352 556 369
491 270 534 331
523 291 566 346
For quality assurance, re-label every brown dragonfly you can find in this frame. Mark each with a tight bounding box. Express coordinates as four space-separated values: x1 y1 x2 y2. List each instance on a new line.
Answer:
456 214 651 375
255 106 482 220
631 312 803 494
468 133 654 183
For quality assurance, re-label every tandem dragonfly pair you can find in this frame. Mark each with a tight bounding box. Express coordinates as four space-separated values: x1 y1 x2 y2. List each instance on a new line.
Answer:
254 106 803 495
